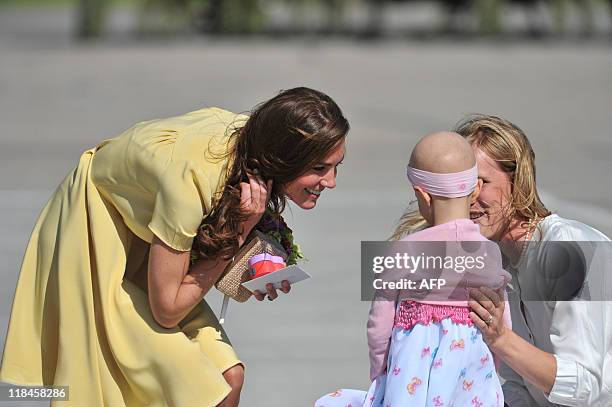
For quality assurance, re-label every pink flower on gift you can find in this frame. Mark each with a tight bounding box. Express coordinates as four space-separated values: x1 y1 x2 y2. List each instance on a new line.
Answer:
421 347 431 358
255 209 304 265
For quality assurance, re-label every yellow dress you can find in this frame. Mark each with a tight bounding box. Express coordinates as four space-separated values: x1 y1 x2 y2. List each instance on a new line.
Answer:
0 107 248 406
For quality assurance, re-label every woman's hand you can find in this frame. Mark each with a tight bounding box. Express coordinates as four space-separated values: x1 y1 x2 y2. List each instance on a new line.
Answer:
468 287 509 352
253 280 291 301
469 287 558 394
239 172 272 247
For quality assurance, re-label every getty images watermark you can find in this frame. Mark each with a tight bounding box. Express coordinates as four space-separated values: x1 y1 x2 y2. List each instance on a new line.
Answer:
371 250 489 288
361 240 612 302
361 241 504 302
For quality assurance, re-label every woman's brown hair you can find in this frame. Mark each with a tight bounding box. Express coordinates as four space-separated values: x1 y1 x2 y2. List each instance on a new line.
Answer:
192 87 349 262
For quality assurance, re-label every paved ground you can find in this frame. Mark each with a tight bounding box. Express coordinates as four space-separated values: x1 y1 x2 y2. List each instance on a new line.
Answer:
1 5 611 407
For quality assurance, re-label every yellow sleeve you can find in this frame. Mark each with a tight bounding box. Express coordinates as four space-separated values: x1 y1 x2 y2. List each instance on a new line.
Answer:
148 159 214 251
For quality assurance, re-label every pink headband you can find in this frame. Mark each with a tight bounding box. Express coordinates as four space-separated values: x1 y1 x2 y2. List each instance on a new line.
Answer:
406 164 478 198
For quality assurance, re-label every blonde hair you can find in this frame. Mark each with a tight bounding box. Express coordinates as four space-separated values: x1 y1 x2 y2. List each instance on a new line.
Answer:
390 114 551 241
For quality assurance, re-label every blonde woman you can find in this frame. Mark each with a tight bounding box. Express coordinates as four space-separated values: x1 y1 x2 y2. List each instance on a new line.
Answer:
393 115 611 406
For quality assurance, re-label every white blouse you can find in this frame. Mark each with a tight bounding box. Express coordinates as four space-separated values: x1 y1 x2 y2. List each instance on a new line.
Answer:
501 214 612 406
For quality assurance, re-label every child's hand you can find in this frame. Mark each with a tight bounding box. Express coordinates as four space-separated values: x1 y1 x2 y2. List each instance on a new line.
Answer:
253 280 291 301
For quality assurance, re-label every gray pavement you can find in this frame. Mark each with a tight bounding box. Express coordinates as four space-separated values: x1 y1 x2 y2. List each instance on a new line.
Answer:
1 5 612 407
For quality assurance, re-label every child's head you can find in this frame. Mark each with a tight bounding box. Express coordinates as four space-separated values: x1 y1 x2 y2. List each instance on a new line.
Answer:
407 131 481 224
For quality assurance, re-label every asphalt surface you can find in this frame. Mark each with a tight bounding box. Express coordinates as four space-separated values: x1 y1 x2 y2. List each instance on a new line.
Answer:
1 5 611 407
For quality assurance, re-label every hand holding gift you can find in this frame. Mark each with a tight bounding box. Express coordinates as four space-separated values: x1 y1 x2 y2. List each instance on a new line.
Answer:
248 253 290 301
215 209 309 321
246 211 310 301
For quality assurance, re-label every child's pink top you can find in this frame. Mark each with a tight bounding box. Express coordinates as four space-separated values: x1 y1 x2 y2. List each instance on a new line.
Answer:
367 218 512 381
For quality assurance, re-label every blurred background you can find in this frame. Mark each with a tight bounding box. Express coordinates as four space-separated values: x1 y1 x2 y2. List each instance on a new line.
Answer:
2 0 612 38
1 0 612 406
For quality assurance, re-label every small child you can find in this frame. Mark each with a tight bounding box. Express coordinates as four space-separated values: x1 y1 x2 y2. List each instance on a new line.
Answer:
316 132 511 407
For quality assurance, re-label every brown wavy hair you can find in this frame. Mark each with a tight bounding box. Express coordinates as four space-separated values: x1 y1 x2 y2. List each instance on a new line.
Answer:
391 114 550 241
192 87 349 262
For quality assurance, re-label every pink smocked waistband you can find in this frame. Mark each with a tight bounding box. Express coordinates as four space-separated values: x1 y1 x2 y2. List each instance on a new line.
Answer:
394 300 473 331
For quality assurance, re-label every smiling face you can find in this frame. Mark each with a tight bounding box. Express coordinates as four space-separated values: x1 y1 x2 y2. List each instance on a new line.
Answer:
470 148 513 240
282 138 346 209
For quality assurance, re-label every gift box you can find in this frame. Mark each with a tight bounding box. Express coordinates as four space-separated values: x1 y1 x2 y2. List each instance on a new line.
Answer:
248 253 286 280
214 230 287 303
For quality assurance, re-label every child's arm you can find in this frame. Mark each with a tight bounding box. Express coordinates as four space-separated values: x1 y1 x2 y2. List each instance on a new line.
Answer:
501 289 512 330
367 291 398 381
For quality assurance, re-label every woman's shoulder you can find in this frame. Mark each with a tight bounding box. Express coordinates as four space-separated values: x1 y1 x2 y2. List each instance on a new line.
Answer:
536 214 611 242
137 107 247 132
121 107 246 162
183 106 248 121
174 107 248 151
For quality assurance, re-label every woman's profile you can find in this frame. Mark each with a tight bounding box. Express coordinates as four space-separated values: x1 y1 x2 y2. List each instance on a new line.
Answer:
0 87 349 406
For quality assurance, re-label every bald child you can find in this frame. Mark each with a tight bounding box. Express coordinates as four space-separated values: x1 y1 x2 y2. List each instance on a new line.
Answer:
409 131 481 226
315 132 511 407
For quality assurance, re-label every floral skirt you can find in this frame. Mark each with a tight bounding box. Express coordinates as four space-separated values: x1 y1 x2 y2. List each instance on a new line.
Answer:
315 318 503 407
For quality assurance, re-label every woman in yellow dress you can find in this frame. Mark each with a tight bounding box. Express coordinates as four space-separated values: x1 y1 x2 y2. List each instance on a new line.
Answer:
0 87 349 406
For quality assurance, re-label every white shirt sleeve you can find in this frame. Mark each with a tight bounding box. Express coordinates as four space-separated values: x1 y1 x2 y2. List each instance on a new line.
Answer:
510 215 612 406
521 219 612 406
546 301 612 406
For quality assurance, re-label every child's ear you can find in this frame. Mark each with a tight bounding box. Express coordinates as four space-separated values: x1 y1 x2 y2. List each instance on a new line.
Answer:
413 186 430 206
470 179 483 203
